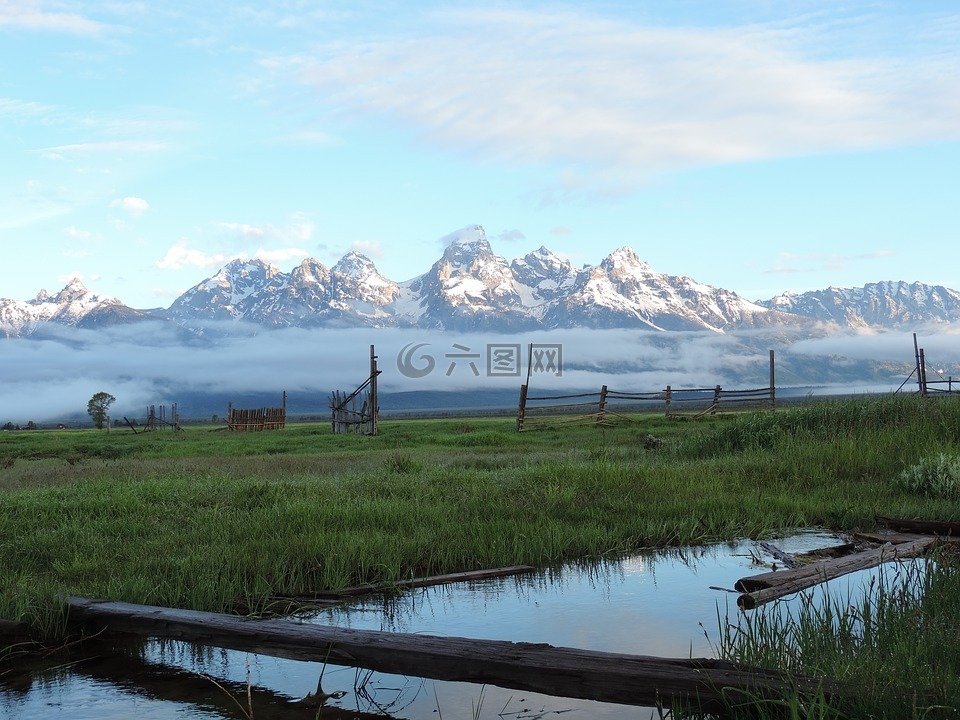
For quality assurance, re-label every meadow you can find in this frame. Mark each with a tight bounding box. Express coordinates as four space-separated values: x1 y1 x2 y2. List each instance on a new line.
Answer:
2 395 960 716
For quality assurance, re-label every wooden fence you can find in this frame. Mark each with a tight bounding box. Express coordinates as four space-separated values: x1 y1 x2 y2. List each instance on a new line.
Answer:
517 384 775 430
227 393 286 431
517 350 777 431
330 345 380 435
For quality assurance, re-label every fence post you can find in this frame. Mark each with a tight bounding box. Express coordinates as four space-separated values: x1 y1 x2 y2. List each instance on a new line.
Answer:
712 385 721 415
597 384 609 426
370 345 379 437
665 386 672 418
516 384 528 432
769 349 776 411
919 349 929 397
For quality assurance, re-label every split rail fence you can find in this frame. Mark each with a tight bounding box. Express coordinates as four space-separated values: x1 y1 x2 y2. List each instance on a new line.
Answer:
517 384 776 431
516 350 776 431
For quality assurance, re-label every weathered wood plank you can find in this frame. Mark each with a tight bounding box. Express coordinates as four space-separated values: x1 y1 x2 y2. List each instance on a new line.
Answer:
65 597 836 711
758 541 801 568
876 516 960 536
737 537 937 610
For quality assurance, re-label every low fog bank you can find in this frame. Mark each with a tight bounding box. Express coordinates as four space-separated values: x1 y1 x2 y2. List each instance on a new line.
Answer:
1 322 957 424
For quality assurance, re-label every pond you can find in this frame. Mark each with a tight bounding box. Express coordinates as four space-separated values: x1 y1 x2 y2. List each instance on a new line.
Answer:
2 530 871 720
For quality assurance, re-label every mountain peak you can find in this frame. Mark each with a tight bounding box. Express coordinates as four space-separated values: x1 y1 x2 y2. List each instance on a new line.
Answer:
53 277 91 304
439 225 492 262
333 252 378 278
601 246 653 277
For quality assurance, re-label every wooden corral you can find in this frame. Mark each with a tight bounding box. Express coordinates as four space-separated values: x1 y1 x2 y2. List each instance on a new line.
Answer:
330 345 380 435
144 404 180 431
228 393 286 431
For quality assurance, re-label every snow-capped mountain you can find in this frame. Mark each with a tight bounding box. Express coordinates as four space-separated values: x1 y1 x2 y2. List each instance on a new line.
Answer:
396 226 537 331
0 278 150 338
545 247 792 331
760 282 960 328
5 225 960 339
167 258 283 323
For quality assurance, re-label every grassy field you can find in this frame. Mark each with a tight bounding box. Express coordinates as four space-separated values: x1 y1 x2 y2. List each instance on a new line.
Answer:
4 395 960 718
1 394 960 647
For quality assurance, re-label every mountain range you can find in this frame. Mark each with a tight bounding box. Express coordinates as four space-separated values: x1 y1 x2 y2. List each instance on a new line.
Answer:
4 225 960 338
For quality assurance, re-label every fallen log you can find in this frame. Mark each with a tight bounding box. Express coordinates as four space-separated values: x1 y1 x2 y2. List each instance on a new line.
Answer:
66 597 837 712
758 541 801 568
737 537 938 610
876 516 960 536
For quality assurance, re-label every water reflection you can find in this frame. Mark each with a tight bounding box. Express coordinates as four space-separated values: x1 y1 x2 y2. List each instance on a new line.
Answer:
2 530 852 720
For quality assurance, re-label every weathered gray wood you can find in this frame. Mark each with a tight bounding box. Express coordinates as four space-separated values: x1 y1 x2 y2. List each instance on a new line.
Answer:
876 516 960 536
758 541 801 568
66 597 835 711
737 537 938 610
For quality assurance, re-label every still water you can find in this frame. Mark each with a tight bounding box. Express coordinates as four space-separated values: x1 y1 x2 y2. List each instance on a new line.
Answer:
3 530 863 720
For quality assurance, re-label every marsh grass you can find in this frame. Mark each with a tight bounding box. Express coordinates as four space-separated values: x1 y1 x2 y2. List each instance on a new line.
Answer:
695 551 960 719
1 396 960 640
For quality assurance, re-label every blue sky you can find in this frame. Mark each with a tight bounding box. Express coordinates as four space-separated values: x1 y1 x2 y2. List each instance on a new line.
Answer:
2 0 959 309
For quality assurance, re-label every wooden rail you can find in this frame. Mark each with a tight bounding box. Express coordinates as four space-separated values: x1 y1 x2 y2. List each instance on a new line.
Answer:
66 597 837 712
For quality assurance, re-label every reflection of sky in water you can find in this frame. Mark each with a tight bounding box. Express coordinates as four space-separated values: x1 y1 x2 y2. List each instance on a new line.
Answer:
4 530 880 720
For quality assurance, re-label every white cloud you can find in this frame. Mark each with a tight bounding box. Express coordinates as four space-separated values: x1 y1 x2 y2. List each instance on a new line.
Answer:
66 226 99 242
110 196 150 215
0 1 106 34
254 247 310 265
217 222 269 239
154 241 233 270
55 271 85 285
272 8 960 186
348 239 383 259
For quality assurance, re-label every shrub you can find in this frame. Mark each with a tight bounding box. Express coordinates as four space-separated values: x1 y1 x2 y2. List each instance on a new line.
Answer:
894 453 960 499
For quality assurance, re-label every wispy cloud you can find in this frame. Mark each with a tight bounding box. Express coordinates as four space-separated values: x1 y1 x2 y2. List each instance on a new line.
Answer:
154 240 309 272
110 196 150 215
348 239 383 259
65 226 100 243
41 140 167 155
154 242 233 271
765 250 894 275
0 1 107 34
0 97 56 117
268 8 960 188
497 229 526 243
254 247 309 265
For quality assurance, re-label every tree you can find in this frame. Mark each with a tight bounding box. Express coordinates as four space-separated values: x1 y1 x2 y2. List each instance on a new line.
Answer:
87 392 116 430
1 422 13 431
25 420 37 430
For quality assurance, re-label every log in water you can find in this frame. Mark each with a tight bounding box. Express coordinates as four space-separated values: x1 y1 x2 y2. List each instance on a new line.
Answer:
66 596 836 712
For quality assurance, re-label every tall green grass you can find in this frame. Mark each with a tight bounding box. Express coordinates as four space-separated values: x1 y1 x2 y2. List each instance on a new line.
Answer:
2 396 960 639
694 552 960 719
